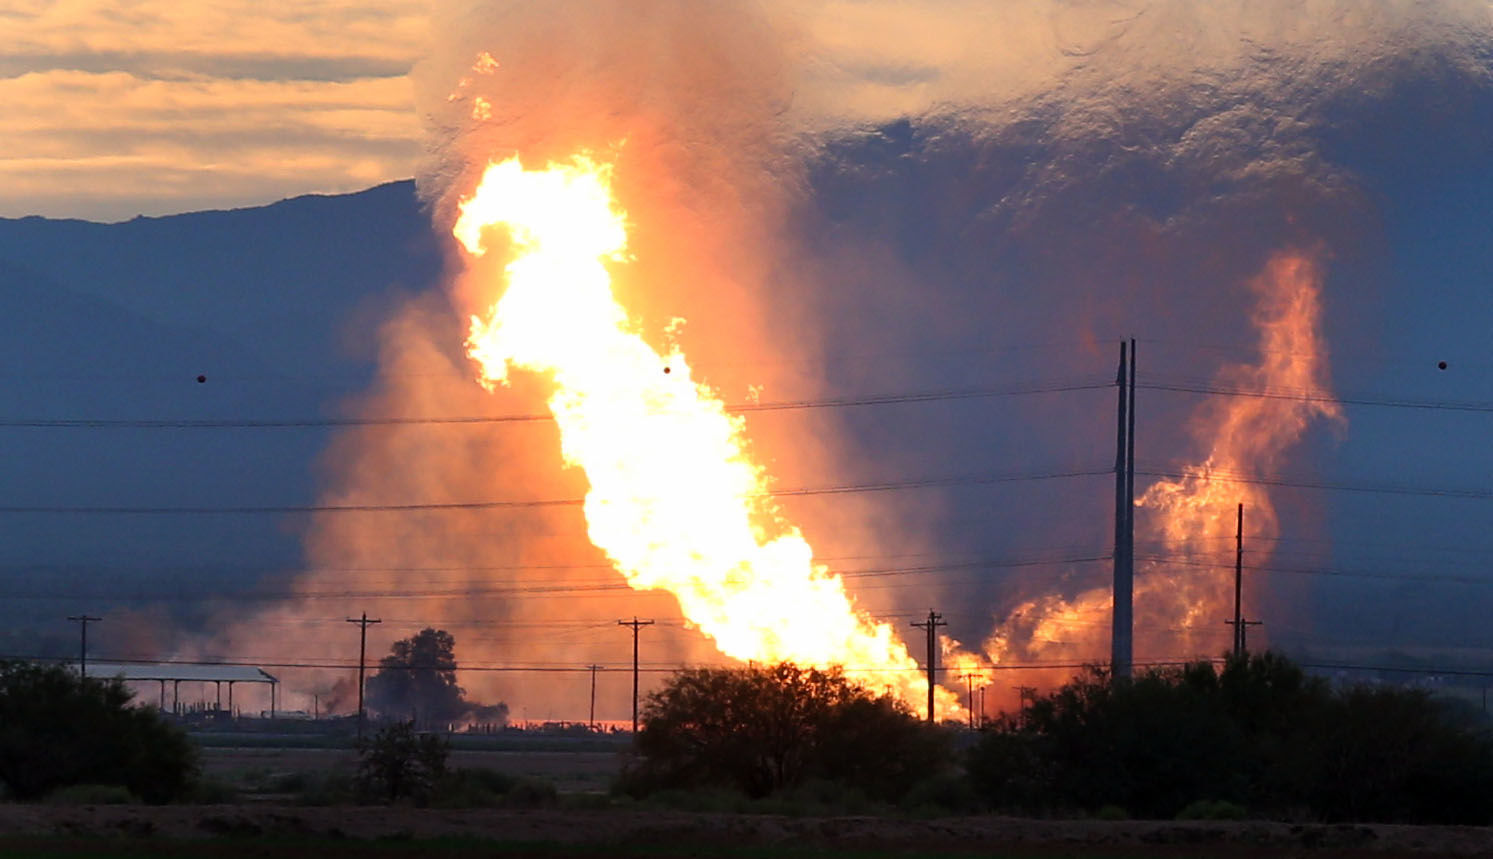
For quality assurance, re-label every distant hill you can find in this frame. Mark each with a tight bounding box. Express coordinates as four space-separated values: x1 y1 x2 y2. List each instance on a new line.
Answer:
0 182 443 650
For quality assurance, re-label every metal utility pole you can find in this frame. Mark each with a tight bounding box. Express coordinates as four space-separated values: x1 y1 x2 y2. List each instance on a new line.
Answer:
346 612 381 738
911 610 947 722
1111 339 1136 680
1224 504 1264 656
66 615 101 679
587 664 602 730
1232 503 1244 657
618 618 653 734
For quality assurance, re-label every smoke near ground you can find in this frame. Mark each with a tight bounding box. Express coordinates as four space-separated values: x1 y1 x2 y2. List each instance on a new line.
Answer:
195 1 1493 719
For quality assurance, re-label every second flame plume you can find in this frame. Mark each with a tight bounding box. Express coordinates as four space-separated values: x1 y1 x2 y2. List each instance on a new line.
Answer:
986 250 1341 667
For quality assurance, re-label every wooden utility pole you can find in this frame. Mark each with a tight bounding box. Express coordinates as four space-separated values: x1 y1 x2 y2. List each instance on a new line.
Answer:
587 664 602 730
1111 340 1136 680
1013 685 1038 730
911 610 946 722
66 615 101 679
346 612 381 738
618 618 653 734
959 672 980 730
1232 616 1264 653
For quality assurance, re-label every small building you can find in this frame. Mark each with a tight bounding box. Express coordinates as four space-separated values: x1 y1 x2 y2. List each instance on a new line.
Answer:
85 662 279 717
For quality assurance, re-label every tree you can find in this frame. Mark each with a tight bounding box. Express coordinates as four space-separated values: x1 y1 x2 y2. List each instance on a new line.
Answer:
968 652 1493 824
625 662 952 800
365 627 465 728
0 661 198 802
356 720 449 804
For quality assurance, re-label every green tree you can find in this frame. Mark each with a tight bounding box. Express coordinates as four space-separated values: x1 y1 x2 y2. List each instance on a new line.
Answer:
356 720 449 804
365 628 465 728
0 661 198 803
625 662 952 800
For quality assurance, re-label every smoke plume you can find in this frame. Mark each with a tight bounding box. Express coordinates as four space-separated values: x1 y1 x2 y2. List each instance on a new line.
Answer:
189 1 1493 720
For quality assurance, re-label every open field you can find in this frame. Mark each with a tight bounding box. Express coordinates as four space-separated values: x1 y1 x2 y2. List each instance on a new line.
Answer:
199 742 623 794
2 805 1493 857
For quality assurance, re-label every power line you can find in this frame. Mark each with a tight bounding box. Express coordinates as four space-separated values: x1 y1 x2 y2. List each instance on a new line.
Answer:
0 551 1115 603
0 466 1112 515
1137 467 1493 501
0 378 1115 430
1139 376 1493 414
14 651 1493 679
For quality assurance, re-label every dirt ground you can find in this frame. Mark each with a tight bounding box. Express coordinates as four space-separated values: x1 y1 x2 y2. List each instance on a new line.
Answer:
6 747 1490 856
1 804 1492 857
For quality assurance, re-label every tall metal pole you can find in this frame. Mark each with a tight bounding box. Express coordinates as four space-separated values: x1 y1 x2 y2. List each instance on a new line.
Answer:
1233 503 1244 658
66 615 101 679
346 612 381 739
618 618 653 734
911 610 946 722
1111 340 1134 680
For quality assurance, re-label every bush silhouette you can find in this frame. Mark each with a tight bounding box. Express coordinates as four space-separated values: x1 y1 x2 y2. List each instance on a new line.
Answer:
0 661 197 803
623 662 951 800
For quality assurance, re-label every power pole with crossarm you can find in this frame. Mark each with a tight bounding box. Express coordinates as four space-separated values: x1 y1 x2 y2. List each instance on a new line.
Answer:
911 610 947 722
346 612 381 738
66 615 101 679
618 618 654 734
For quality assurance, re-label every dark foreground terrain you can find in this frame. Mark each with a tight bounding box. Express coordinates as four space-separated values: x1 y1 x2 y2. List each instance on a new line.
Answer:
2 805 1492 858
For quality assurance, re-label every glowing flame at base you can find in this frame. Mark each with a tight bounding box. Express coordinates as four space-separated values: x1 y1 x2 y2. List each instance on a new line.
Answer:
455 155 958 716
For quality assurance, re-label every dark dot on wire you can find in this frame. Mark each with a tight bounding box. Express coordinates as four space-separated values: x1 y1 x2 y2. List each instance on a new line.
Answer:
196 375 207 383
1437 361 1448 371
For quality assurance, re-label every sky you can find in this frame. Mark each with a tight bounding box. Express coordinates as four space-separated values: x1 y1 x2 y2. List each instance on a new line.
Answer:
17 1 1489 221
4 1 1493 719
1 0 427 220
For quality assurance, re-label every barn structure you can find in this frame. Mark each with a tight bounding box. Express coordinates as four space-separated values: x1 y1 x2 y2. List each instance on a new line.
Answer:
86 663 280 717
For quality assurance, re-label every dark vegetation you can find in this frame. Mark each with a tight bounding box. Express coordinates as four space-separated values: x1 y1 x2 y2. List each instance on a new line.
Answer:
618 663 954 804
3 652 1487 826
968 652 1493 824
0 661 197 803
619 655 1493 824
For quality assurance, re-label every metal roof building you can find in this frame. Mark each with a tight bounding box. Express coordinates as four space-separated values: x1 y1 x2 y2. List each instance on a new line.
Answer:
87 662 280 716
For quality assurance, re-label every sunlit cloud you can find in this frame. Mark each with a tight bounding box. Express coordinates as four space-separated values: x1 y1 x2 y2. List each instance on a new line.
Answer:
2 1 425 220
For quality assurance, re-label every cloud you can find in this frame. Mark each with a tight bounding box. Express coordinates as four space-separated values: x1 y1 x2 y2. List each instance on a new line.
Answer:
0 70 420 219
3 1 426 219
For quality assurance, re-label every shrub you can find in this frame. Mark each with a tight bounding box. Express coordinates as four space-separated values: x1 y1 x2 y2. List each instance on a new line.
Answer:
0 661 198 803
356 720 449 804
967 652 1493 825
1176 799 1247 820
626 662 953 801
899 772 981 816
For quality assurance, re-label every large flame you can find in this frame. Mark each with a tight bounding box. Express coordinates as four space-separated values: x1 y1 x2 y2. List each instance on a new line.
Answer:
454 154 959 717
986 250 1341 669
